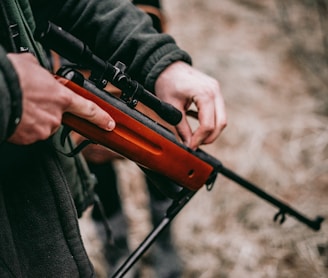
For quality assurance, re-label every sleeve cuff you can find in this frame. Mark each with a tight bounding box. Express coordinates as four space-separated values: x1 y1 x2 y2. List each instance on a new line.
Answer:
141 43 192 92
0 48 23 139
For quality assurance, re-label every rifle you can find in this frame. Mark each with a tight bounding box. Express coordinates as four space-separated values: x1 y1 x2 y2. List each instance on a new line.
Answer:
36 22 324 277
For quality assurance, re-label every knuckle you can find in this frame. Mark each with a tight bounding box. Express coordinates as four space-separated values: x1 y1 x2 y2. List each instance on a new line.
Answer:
57 85 74 109
220 118 228 130
37 128 50 141
86 102 98 119
40 118 61 140
62 91 73 108
204 81 219 99
202 122 215 134
208 78 220 90
53 116 62 128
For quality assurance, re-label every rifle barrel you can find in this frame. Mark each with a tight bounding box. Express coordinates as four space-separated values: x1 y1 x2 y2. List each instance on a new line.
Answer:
219 166 324 231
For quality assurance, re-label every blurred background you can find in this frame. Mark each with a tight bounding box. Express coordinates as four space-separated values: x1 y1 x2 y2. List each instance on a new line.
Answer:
80 0 328 277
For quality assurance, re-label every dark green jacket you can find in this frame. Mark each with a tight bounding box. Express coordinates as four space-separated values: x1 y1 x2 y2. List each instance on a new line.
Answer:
0 0 191 277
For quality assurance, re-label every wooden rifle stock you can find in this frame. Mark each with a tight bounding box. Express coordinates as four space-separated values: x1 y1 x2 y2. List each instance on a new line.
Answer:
56 68 219 192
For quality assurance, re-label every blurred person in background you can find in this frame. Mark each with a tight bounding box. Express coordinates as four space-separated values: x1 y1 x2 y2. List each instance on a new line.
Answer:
67 1 187 276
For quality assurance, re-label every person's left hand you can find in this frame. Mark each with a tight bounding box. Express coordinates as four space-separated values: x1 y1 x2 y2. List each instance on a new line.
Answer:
154 61 227 150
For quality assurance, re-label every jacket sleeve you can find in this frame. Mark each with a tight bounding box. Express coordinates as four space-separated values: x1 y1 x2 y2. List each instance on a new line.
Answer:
30 0 191 92
0 46 22 143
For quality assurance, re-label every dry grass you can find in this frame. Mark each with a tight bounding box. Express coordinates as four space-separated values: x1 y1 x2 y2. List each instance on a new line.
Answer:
80 0 328 277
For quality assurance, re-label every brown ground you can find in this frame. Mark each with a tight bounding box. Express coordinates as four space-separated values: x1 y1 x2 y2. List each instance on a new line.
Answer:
80 0 328 277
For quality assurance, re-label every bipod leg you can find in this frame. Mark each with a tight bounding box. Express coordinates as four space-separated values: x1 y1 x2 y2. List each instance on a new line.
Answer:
111 188 195 278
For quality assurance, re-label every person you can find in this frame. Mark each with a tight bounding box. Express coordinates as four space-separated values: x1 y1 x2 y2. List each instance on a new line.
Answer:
83 1 192 276
0 0 226 277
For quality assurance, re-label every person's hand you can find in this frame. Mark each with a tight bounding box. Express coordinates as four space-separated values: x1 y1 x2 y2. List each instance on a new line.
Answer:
155 61 227 150
7 53 115 145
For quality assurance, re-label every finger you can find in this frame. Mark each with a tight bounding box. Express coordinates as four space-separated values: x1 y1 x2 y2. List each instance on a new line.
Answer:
190 92 227 149
202 93 227 144
169 100 194 146
176 115 193 146
188 94 216 149
65 90 115 131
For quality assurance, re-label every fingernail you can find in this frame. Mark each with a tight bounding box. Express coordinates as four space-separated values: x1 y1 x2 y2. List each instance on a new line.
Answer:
107 120 115 131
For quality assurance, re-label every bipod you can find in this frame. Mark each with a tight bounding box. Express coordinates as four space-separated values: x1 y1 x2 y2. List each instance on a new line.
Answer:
111 188 195 278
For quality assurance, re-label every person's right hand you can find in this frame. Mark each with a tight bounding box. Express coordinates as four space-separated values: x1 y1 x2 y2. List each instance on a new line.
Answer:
7 53 115 145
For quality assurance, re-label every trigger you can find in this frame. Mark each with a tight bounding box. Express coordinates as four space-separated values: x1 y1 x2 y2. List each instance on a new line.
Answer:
64 139 93 157
60 125 72 147
59 125 93 157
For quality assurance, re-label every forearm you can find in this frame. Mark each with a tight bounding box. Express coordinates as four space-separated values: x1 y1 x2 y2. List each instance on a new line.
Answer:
30 0 191 91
